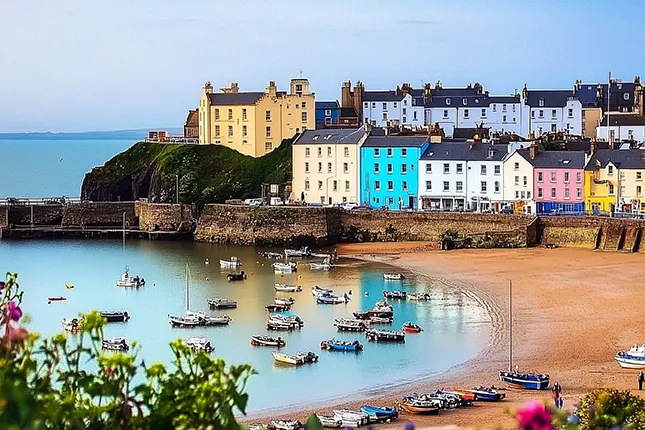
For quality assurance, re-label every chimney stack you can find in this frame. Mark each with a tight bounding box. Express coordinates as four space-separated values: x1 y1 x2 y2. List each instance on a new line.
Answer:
590 136 597 155
529 140 539 159
341 81 352 108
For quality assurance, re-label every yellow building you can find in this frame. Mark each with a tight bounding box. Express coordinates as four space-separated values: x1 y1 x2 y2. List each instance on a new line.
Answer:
585 147 645 215
198 79 315 157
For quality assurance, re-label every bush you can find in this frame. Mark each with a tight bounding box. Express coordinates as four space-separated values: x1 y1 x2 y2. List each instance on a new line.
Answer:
576 388 645 429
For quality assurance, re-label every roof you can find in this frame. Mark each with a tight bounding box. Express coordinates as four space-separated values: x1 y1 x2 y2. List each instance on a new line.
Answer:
316 101 340 109
453 127 489 139
294 127 367 145
599 115 645 127
420 143 506 161
339 107 358 117
425 94 520 108
525 150 586 169
184 109 198 127
585 149 645 170
574 84 599 107
526 90 576 108
207 92 265 106
362 136 428 148
363 91 405 102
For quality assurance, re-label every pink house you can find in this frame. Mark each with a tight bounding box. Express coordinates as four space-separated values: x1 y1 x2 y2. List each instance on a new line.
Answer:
526 150 586 214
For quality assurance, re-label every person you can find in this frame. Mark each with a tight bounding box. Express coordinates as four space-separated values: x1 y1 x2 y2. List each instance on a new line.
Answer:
552 382 562 408
639 372 644 390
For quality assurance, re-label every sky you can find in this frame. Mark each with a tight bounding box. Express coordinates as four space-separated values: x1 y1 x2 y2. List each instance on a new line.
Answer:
1 0 644 133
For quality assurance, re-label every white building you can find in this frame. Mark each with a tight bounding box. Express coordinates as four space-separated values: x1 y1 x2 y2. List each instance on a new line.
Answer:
465 144 506 212
502 146 536 214
361 88 424 129
523 86 583 136
596 114 645 142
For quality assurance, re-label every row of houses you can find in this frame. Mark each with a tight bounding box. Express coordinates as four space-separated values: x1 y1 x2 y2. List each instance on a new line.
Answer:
292 127 645 216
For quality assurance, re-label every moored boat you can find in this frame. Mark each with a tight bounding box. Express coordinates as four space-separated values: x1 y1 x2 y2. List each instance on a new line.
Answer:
227 271 247 281
183 336 214 353
274 283 302 293
315 414 342 428
408 292 431 301
467 386 506 401
116 267 145 288
365 328 405 342
615 344 645 368
271 351 318 366
101 337 129 351
331 410 368 427
334 318 368 332
367 300 394 318
360 405 398 423
402 322 423 333
220 257 242 268
311 285 334 297
284 247 310 258
383 273 404 281
383 290 407 299
168 313 201 327
99 310 130 322
207 298 238 309
320 338 363 352
251 335 286 347
274 297 295 306
273 262 297 273
316 292 349 305
265 303 291 312
260 251 284 260
200 314 232 326
310 258 334 271
266 320 295 331
62 317 83 332
269 313 304 328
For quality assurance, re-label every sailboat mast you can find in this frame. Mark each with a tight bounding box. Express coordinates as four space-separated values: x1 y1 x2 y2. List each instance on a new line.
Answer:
185 263 190 312
509 279 513 372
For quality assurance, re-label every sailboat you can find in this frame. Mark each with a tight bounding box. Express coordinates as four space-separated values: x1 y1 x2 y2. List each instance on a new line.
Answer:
168 264 231 327
498 280 550 390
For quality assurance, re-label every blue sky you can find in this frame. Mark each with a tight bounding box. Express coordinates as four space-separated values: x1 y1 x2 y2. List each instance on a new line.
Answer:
1 0 644 132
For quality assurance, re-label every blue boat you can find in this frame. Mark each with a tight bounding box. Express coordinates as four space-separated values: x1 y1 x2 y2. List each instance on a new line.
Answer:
320 339 363 352
499 371 550 390
360 405 398 423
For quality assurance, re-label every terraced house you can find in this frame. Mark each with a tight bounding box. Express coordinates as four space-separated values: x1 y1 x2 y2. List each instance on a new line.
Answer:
198 79 315 157
531 150 586 215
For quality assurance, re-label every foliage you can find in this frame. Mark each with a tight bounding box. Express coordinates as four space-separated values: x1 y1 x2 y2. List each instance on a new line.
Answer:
0 272 254 429
575 388 645 429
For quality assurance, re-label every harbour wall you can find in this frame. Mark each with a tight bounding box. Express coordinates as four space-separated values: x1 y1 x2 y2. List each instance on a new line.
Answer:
134 202 198 232
7 205 64 225
61 202 137 227
0 207 7 228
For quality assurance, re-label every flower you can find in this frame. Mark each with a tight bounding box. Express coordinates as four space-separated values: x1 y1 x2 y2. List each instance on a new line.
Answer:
517 401 554 430
7 301 22 321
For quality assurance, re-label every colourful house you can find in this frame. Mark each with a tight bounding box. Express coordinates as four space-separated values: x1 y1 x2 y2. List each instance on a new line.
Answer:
532 150 586 214
360 136 429 210
315 101 341 128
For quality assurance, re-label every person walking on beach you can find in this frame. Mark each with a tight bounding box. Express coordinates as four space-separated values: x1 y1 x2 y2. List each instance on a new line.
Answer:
639 372 644 390
552 382 562 408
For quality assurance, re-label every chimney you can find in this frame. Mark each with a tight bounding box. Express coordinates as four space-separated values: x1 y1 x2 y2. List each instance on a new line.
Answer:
590 136 597 155
353 81 364 121
522 83 528 102
341 81 352 108
265 80 277 98
203 81 214 95
220 82 239 93
428 122 444 143
529 140 539 159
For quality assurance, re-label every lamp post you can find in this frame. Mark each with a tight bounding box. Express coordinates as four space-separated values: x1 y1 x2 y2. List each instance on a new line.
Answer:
175 174 179 204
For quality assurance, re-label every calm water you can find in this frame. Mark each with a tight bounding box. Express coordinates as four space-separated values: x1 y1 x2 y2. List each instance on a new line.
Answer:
0 239 491 412
0 139 134 197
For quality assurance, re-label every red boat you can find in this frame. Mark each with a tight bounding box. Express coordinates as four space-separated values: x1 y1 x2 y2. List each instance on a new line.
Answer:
402 322 423 333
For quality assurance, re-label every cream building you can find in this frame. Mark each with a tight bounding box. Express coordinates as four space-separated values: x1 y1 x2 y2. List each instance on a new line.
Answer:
502 146 536 214
292 127 369 205
198 79 315 157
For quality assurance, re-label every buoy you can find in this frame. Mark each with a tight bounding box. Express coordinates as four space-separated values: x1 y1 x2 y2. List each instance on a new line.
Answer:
205 258 210 265
364 292 369 297
206 277 209 281
250 272 254 275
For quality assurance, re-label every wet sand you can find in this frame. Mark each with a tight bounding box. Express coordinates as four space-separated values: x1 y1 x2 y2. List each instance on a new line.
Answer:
249 244 645 429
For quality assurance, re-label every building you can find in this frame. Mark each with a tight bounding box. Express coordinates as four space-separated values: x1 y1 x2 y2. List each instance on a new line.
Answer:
464 143 506 212
198 79 315 157
292 126 369 205
315 101 341 128
531 150 586 214
523 86 583 136
360 84 425 129
184 109 199 138
585 147 645 215
502 146 536 214
596 114 645 143
360 135 429 210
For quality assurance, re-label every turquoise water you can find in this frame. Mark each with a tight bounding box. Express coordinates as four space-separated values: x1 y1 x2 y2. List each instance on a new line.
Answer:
0 139 133 197
0 239 491 412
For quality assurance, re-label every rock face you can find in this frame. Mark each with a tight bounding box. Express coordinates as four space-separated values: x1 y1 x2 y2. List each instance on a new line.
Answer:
82 165 156 202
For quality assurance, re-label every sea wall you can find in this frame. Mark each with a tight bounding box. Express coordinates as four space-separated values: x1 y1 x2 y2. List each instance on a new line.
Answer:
134 202 198 232
61 202 137 227
0 207 7 228
7 205 64 225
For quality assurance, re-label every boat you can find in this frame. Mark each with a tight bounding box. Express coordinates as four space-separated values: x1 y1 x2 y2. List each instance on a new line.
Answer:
265 303 291 312
99 311 130 322
331 410 369 427
116 267 145 288
182 336 214 353
310 252 333 259
320 338 363 352
65 283 74 290
168 314 201 327
284 246 310 258
315 415 342 428
48 296 67 302
274 297 295 306
251 335 286 347
316 292 349 305
499 280 550 390
467 386 506 401
101 337 129 351
439 390 475 406
399 398 440 415
408 292 431 301
334 318 368 332
62 317 83 333
269 314 304 328
248 424 268 430
269 420 304 430
207 298 238 309
274 284 302 293
616 345 645 368
367 300 394 318
365 328 405 342
199 314 232 326
220 257 242 268
273 262 297 273
359 405 398 423
311 285 333 297
271 351 318 366
383 273 404 281
382 290 407 299
266 320 295 331
260 251 283 260
227 271 247 281
369 316 393 324
402 322 423 333
310 258 334 271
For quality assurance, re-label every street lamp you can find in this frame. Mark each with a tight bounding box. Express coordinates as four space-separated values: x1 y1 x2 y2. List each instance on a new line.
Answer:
175 175 179 204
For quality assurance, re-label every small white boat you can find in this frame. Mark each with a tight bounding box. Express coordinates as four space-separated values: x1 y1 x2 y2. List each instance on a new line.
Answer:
62 317 83 332
207 298 238 309
183 336 214 353
284 247 310 258
383 273 404 281
316 292 349 305
334 318 368 332
220 257 242 268
116 267 145 288
310 258 334 271
274 283 302 292
274 297 295 306
273 262 297 273
201 314 232 326
270 419 304 430
312 285 334 297
260 251 283 260
408 292 431 301
332 410 369 427
102 337 129 351
268 313 304 328
616 344 645 368
316 414 343 428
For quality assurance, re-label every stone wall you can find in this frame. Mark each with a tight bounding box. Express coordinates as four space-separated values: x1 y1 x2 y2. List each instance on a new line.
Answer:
7 205 64 225
0 207 7 228
61 202 137 227
135 202 198 232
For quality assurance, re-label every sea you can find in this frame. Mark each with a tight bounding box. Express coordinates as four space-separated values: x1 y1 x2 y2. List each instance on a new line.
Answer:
0 136 492 413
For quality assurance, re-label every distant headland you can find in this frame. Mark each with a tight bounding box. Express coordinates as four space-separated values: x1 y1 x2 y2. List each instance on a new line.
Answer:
0 128 182 141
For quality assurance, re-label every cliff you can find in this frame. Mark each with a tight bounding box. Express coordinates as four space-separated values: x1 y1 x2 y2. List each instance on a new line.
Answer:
81 140 293 208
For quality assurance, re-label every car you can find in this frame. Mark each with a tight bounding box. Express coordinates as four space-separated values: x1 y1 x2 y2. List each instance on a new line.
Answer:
224 199 244 205
500 206 514 214
244 198 263 206
269 197 284 206
339 202 359 211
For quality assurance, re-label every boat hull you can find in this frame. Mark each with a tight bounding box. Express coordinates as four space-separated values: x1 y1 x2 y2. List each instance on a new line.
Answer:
100 311 130 322
360 406 398 423
468 391 505 401
399 403 440 415
499 372 550 390
615 355 645 368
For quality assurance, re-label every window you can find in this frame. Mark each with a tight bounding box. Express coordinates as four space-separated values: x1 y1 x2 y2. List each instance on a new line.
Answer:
371 102 376 108
242 125 247 137
374 163 380 174
228 109 233 120
568 108 573 118
413 111 417 121
265 126 271 137
425 181 432 191
514 175 519 185
443 110 449 118
387 148 393 157
480 165 487 175
318 181 323 190
364 117 369 124
629 130 634 139
242 108 247 120
304 180 309 191
401 148 407 157
539 110 544 118
443 163 450 174
302 112 308 122
402 181 408 191
401 164 407 174
402 116 406 123
551 188 556 199
342 197 347 203
333 181 338 192
564 172 570 183
215 125 220 137
515 191 519 199
324 109 332 116
551 124 557 132
446 98 451 105
387 163 393 174
462 98 467 106
537 172 543 182
638 172 643 181
492 104 497 112
327 147 332 157
551 109 557 118
512 104 516 112
539 98 545 107
564 188 570 199
638 186 643 196
494 181 500 193
382 103 387 110
443 181 449 191
481 108 486 117
214 109 220 120
387 181 394 191
364 102 368 108
503 115 507 122
550 172 556 182
317 147 322 157
502 104 507 112
318 162 322 173
527 191 531 199
494 165 501 175
402 108 406 115
456 163 463 174
388 197 394 205
374 148 380 157
345 181 350 192
305 162 309 173
382 112 387 120
464 109 469 118
576 188 582 199
426 164 432 173
576 172 582 183
523 176 527 186
327 162 332 173
538 187 543 198
343 163 348 173
456 181 463 192
481 181 487 193
531 110 535 118
265 110 271 121
344 147 349 157
608 165 614 175
404 100 407 106
625 93 630 100
375 180 381 191
301 101 306 109
514 162 519 171
265 142 272 151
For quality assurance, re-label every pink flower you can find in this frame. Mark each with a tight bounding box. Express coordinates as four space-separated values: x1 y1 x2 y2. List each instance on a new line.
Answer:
7 301 22 321
517 401 553 430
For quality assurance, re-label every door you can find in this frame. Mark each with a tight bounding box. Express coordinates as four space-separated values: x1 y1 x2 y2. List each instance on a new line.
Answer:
328 197 332 205
408 196 414 209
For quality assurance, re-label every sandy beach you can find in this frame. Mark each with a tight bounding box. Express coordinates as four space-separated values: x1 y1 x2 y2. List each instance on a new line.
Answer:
250 244 645 429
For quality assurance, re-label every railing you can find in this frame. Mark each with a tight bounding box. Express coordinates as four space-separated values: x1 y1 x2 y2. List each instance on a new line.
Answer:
144 137 199 144
0 197 81 206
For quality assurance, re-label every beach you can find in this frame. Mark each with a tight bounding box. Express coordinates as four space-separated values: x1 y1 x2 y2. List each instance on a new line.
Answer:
256 244 645 429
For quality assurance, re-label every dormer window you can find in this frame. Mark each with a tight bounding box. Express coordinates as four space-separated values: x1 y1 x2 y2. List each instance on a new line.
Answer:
617 83 623 90
539 98 545 107
324 134 332 140
625 93 630 100
608 165 614 175
462 98 467 106
312 135 319 140
446 98 451 105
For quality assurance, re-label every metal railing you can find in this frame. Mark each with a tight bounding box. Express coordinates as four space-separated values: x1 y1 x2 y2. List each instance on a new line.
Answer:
0 197 81 206
144 137 199 144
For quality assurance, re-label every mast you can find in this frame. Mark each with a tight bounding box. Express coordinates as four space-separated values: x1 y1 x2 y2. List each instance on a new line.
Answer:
185 263 190 312
509 279 513 372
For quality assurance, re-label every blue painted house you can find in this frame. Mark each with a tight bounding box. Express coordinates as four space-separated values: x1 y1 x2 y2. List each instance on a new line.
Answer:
360 135 429 210
315 101 341 128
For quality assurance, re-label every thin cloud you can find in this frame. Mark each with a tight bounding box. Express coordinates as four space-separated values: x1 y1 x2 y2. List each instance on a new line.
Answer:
397 19 439 26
